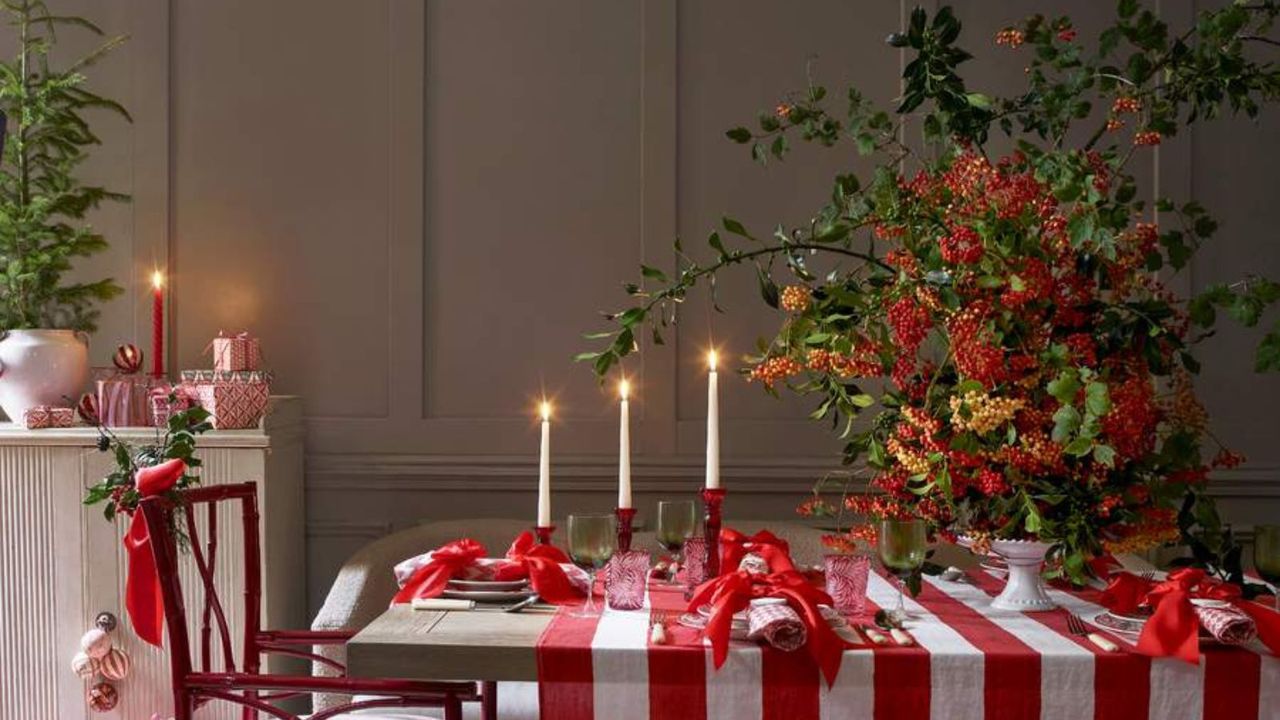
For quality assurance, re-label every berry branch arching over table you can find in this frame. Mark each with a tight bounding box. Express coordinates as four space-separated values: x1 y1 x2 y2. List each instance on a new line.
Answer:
582 2 1280 591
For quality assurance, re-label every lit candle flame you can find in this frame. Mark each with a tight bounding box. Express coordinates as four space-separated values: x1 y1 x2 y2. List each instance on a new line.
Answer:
151 270 164 290
539 401 552 421
619 378 631 400
708 350 718 370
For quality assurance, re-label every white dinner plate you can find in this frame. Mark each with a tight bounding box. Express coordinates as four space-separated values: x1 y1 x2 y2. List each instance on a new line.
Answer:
447 578 529 591
442 588 536 602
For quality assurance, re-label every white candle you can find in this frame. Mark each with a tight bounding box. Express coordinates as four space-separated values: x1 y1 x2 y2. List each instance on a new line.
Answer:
537 401 552 527
618 379 632 509
706 351 720 489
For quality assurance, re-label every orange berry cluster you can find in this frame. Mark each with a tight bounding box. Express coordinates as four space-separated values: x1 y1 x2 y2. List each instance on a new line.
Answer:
995 28 1025 48
775 103 793 119
1111 97 1142 114
1134 131 1162 146
949 390 1024 435
747 356 802 387
780 285 812 313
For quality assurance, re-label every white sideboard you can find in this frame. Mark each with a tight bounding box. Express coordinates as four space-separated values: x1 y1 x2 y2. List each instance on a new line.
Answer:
0 397 305 720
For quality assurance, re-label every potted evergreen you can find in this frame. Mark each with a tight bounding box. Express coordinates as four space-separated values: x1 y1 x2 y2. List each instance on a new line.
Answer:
0 1 129 421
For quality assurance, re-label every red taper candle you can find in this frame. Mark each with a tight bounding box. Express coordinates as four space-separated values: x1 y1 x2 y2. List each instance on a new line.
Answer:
151 271 164 378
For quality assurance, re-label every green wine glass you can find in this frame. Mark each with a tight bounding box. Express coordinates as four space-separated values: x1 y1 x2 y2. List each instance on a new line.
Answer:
656 500 697 584
567 514 617 617
878 519 927 624
1256 524 1280 611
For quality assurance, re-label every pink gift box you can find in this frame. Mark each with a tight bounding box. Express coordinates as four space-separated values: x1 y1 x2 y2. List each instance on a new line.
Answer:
209 332 262 373
150 385 195 427
98 375 158 428
184 374 270 429
21 406 74 429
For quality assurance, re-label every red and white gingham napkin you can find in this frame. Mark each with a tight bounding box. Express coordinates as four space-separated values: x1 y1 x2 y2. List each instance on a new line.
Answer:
1194 604 1257 644
746 600 807 652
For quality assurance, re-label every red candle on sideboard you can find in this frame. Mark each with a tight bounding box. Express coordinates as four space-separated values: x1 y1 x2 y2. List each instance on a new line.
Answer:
151 270 164 377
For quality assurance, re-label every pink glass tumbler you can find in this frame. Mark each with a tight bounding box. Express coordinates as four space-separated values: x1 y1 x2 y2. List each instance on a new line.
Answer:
824 553 871 615
606 549 651 611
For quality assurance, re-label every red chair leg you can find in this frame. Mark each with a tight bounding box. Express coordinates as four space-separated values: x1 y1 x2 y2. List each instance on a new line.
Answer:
481 681 497 720
444 694 463 720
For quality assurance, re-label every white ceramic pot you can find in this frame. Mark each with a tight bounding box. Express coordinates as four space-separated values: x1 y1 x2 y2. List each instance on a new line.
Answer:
987 538 1056 612
0 329 90 422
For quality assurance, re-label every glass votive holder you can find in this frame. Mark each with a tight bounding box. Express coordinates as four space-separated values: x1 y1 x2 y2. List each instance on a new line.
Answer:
823 553 871 615
683 537 710 597
606 549 651 611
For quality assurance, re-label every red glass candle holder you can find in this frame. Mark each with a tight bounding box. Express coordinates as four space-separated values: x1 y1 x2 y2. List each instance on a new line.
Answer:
701 487 726 578
615 507 637 552
534 525 556 546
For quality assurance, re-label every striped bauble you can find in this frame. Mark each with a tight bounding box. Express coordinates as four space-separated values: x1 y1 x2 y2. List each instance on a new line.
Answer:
112 343 144 373
77 392 100 425
99 647 130 681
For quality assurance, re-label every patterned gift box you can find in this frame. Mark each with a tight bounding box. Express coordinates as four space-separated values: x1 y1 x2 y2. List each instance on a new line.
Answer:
180 369 273 384
21 406 75 429
209 332 262 373
97 374 159 428
183 372 270 430
149 384 195 427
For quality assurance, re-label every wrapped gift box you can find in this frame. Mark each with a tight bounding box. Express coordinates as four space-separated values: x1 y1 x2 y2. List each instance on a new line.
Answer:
183 371 270 430
21 406 75 429
210 332 262 372
150 384 195 427
97 374 159 428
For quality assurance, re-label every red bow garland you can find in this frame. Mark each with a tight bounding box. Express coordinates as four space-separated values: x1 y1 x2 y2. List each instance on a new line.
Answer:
391 539 488 605
1100 568 1280 663
123 459 187 647
688 569 849 687
720 528 796 574
496 531 584 605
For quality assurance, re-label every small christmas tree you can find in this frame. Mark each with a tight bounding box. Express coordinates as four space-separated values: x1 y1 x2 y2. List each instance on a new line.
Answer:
0 0 129 332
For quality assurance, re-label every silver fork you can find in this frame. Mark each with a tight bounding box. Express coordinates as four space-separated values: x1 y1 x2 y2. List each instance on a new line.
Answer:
1066 613 1118 652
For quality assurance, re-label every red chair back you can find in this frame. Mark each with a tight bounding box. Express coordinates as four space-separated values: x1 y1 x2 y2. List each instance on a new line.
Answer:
140 482 264 684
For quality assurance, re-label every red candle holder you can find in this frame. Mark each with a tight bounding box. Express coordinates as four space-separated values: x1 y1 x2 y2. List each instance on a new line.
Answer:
701 487 726 578
534 525 556 546
615 507 637 552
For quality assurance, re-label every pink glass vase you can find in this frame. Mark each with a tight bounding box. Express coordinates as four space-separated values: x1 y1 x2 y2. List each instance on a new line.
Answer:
683 537 710 597
606 549 650 611
824 553 871 615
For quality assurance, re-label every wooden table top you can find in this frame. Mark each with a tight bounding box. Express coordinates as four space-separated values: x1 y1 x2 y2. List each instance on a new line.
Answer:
346 605 555 682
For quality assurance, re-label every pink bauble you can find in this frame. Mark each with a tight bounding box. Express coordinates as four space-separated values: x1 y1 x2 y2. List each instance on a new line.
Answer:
70 651 99 679
99 647 130 681
79 628 112 660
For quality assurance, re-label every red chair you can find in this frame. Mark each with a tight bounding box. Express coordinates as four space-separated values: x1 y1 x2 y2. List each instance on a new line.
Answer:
141 482 494 720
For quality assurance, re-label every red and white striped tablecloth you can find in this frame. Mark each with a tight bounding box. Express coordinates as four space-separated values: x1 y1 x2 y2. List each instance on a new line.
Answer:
534 569 1280 720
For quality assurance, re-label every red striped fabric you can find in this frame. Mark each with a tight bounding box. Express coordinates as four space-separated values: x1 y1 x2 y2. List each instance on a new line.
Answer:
536 607 600 718
863 595 932 720
647 584 708 720
1203 644 1261 719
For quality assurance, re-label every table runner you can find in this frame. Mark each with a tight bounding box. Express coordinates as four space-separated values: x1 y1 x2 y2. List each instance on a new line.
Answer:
534 570 1280 720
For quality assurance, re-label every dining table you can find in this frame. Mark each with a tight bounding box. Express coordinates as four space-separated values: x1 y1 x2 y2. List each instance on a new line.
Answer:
345 569 1280 720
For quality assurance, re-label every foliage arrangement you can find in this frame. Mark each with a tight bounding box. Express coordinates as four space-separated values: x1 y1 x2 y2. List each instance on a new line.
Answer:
0 0 129 332
583 1 1280 586
83 400 211 522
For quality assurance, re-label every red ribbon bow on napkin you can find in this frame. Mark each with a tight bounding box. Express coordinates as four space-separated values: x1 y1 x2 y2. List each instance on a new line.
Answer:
391 539 488 605
688 569 848 687
720 528 796 574
496 531 584 605
1101 568 1280 663
123 458 187 647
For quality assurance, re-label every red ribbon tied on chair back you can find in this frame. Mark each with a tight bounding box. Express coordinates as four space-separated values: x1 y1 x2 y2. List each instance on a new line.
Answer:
720 528 796 574
497 531 583 605
124 458 187 647
1100 568 1280 663
688 569 848 686
391 539 488 605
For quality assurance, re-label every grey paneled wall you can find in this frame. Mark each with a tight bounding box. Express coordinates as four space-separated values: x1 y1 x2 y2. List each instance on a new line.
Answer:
63 0 1280 613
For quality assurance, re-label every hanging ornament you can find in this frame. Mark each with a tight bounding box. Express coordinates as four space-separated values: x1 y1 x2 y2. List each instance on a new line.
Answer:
87 682 118 713
112 344 144 374
99 647 131 681
70 652 99 680
79 628 112 660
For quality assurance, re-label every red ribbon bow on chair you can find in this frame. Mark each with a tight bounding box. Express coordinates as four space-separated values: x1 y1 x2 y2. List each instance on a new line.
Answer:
1100 568 1280 663
720 529 796 574
688 569 848 687
391 539 488 605
124 458 187 647
495 531 584 605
